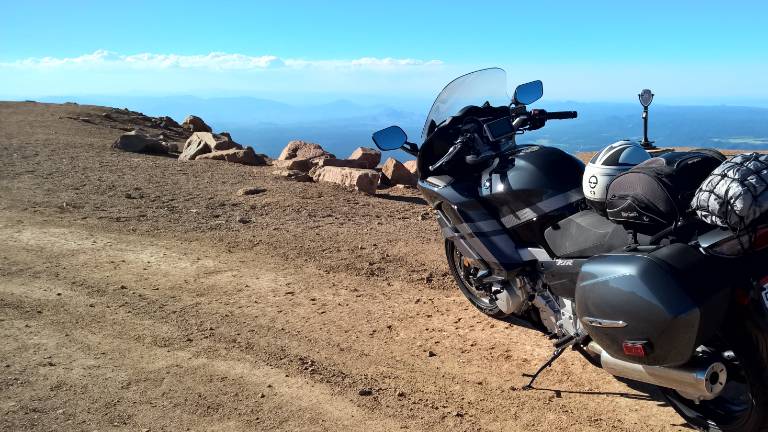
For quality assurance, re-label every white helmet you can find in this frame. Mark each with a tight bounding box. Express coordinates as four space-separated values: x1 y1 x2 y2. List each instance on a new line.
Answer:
583 141 651 214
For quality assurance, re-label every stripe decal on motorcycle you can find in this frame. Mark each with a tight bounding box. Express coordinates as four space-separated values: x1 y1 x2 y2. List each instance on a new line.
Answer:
500 187 583 228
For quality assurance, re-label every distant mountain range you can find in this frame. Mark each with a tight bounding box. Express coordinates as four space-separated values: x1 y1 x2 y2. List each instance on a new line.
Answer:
34 95 768 157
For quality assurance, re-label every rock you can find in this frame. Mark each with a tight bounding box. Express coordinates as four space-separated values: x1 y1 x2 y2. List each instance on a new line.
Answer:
181 115 212 132
165 142 184 153
236 187 265 196
183 132 242 153
112 131 168 154
158 116 180 129
403 159 418 176
272 169 313 182
196 148 267 166
178 135 211 161
427 350 437 357
237 216 251 224
315 158 372 169
381 157 417 187
358 388 373 396
312 166 380 195
272 159 313 172
278 140 334 161
348 147 381 169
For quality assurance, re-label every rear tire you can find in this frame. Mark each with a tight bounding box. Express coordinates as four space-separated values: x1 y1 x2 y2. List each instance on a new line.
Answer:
445 240 510 319
661 310 768 431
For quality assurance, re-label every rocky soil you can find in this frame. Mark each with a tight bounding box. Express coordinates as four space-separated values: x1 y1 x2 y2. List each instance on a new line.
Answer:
1 101 697 431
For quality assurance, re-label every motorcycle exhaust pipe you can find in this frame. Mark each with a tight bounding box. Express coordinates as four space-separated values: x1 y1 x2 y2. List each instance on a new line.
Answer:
587 342 727 402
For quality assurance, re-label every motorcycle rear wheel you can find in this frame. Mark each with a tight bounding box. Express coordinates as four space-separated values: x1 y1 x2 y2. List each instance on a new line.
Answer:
661 311 768 431
445 240 510 319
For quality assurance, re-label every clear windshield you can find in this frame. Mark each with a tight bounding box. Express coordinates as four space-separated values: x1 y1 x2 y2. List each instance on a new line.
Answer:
421 68 510 142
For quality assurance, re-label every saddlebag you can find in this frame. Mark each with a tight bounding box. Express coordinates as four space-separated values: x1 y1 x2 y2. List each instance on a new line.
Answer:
605 151 724 236
575 243 730 366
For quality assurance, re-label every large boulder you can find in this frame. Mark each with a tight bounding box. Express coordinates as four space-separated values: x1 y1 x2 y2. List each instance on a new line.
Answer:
381 157 417 187
158 116 180 129
278 140 335 161
272 158 313 172
179 132 244 161
403 160 418 176
195 147 267 166
181 115 212 133
112 130 168 154
272 169 313 182
183 132 242 152
179 136 211 161
316 158 372 169
165 142 185 153
348 147 381 169
312 166 380 195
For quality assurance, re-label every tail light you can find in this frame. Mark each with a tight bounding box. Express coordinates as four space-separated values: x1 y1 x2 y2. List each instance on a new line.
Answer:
622 340 651 357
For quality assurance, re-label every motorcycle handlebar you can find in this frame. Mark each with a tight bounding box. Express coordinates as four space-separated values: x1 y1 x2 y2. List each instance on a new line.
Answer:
546 111 578 120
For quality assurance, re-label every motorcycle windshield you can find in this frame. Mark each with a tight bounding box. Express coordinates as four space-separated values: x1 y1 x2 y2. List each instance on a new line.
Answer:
421 68 510 142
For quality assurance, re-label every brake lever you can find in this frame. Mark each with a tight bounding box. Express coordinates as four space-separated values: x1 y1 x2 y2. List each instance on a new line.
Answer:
429 142 464 172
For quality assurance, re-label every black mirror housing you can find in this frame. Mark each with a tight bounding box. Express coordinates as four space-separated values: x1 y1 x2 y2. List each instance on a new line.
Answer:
372 125 408 151
513 80 544 106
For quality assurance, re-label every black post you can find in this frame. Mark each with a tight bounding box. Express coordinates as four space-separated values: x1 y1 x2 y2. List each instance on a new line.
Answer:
641 106 652 148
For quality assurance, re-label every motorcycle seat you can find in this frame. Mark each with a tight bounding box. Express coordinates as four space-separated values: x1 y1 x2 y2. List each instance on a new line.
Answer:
545 210 641 258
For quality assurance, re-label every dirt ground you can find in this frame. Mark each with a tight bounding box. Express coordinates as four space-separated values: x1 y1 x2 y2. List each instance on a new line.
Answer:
1 101 695 431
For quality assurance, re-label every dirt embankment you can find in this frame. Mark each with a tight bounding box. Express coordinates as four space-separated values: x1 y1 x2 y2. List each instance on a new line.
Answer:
1 101 689 431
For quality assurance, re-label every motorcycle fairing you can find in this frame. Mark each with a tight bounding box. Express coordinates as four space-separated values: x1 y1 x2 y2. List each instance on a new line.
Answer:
419 179 526 278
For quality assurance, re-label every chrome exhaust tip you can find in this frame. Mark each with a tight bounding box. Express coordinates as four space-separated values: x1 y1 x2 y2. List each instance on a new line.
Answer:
587 342 726 402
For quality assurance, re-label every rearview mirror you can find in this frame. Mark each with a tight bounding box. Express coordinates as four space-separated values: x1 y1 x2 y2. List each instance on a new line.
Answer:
513 80 543 106
372 126 407 151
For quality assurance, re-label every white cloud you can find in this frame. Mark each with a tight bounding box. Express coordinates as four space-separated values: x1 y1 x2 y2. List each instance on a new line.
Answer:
1 50 443 71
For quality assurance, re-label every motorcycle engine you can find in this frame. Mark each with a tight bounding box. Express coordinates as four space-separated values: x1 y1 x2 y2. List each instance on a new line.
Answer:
508 274 583 337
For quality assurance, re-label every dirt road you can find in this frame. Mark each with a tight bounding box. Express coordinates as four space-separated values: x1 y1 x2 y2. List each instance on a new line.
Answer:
0 102 687 431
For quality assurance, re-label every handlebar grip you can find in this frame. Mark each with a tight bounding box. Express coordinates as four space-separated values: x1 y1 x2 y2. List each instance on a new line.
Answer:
546 111 578 120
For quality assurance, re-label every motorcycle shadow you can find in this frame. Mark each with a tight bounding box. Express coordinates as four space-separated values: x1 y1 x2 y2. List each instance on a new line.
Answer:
375 193 427 206
527 376 675 405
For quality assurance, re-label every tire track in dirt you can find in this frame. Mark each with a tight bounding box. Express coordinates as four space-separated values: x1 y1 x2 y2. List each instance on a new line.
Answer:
0 211 688 431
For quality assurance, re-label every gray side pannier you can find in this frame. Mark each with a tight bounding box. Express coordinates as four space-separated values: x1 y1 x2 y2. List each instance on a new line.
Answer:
692 153 768 231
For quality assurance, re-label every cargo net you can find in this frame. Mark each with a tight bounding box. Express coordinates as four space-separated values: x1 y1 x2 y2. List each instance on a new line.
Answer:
692 153 768 251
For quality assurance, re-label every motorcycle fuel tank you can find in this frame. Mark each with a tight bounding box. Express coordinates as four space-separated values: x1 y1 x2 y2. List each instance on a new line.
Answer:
480 145 585 247
575 243 731 366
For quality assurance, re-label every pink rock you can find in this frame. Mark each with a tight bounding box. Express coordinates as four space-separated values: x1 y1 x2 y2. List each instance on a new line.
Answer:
312 166 380 195
316 158 372 169
278 140 335 161
381 157 417 187
195 147 267 165
403 160 418 176
272 159 313 172
348 147 381 169
181 115 212 133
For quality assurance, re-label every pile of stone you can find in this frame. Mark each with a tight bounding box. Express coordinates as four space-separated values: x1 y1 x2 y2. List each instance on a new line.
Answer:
179 131 269 166
112 114 270 166
112 112 420 195
270 140 418 195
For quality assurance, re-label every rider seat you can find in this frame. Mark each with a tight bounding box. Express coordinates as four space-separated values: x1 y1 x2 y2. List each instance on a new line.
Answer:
545 210 639 258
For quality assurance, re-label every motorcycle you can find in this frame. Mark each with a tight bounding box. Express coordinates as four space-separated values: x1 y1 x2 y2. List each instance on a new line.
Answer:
372 68 768 431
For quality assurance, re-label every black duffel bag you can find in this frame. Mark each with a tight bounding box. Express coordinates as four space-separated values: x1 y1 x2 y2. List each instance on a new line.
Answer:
606 150 725 235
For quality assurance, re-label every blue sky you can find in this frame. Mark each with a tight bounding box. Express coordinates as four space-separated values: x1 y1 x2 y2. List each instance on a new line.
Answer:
2 1 768 104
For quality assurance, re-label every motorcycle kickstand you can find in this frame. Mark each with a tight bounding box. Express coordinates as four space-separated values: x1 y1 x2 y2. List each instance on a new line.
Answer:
522 335 581 390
